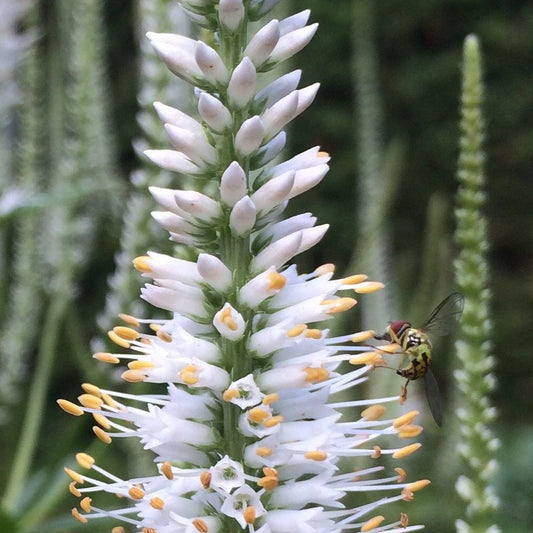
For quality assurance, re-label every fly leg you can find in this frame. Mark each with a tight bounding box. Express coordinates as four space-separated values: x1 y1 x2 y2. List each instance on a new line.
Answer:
399 379 410 405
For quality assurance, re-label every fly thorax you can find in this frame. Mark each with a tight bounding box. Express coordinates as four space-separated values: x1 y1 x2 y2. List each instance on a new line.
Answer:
403 328 431 350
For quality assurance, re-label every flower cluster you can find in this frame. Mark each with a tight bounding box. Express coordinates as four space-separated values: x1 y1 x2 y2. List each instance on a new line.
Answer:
59 2 429 532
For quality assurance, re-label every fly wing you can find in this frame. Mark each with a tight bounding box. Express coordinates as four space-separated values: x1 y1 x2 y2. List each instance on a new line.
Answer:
422 292 465 336
424 369 443 426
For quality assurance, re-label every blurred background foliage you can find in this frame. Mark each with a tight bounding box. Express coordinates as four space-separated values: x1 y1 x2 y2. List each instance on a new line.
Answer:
0 0 531 532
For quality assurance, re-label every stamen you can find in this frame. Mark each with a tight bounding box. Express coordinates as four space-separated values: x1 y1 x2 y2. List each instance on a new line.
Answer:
193 518 209 533
304 450 327 461
361 515 384 531
150 497 164 510
394 467 407 483
263 415 283 428
128 360 155 370
69 481 81 497
303 366 329 383
392 443 422 458
371 446 381 459
129 486 145 500
255 447 273 457
407 479 431 492
304 328 322 339
248 407 269 423
112 527 126 533
78 394 103 409
341 274 367 285
393 411 419 428
361 405 385 420
350 330 376 343
64 467 84 484
81 383 101 396
314 263 335 275
93 426 112 444
223 388 240 401
76 453 95 469
200 471 211 488
93 413 111 429
243 506 256 524
287 324 307 337
108 330 130 349
353 281 385 294
132 255 152 273
119 313 140 327
71 507 87 523
156 330 172 342
180 365 199 385
121 369 147 382
80 496 92 513
397 425 423 439
57 399 84 416
220 306 238 330
93 352 120 364
161 461 174 480
262 393 278 405
267 271 286 290
400 512 409 527
322 297 356 314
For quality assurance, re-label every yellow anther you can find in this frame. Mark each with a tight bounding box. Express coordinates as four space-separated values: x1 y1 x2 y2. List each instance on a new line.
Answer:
133 255 152 273
219 306 238 331
108 330 130 349
393 411 420 428
256 446 273 457
287 324 307 337
121 369 147 382
322 297 356 314
93 351 120 364
161 461 174 480
81 383 101 396
317 150 330 159
69 481 81 497
400 512 409 528
304 450 327 461
157 330 173 342
93 426 112 444
128 360 155 370
353 281 385 294
262 393 279 405
222 388 240 402
341 273 367 285
119 313 140 327
80 496 92 513
57 399 84 416
267 271 287 290
143 528 156 533
200 471 211 489
401 488 414 501
101 393 119 409
149 323 160 332
76 453 95 469
78 394 103 409
180 366 199 385
71 507 87 523
303 366 329 383
398 425 423 439
349 352 380 366
64 467 84 484
129 486 145 500
113 326 140 341
314 263 335 275
150 497 165 510
93 412 111 429
361 515 385 531
248 407 269 423
350 330 376 343
264 415 283 428
192 518 209 533
112 527 126 533
243 506 256 524
361 404 385 421
394 467 407 483
392 443 422 458
304 328 322 339
257 475 278 490
407 479 431 492
371 446 382 459
379 342 400 354
262 467 278 478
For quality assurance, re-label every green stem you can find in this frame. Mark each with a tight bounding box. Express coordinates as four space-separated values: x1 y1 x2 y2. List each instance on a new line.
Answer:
2 294 69 511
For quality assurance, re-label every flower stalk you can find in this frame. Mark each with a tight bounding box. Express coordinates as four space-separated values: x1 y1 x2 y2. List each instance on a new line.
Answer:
59 2 430 532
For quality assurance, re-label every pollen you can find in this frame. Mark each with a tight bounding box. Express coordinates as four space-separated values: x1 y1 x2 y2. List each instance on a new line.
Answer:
393 410 420 428
81 383 101 396
392 443 422 458
394 467 407 483
71 507 87 523
76 453 95 469
304 450 327 461
129 486 145 500
119 313 140 327
322 297 356 314
223 388 240 401
108 330 131 349
361 515 385 531
121 369 147 382
93 426 112 444
193 518 209 533
304 328 322 339
161 461 174 480
353 281 385 294
180 365 199 385
80 496 92 513
57 399 84 416
78 394 103 409
150 497 165 510
220 306 238 330
397 425 423 439
350 330 376 343
287 324 307 337
361 404 385 420
200 471 211 488
244 506 256 524
303 366 329 383
341 273 367 285
248 407 269 423
267 271 286 290
256 446 273 457
133 255 152 273
93 352 120 364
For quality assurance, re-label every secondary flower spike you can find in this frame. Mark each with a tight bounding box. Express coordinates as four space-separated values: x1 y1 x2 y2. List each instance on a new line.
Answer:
59 2 428 532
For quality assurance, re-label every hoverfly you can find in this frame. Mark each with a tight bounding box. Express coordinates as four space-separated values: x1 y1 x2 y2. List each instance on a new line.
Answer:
374 292 465 426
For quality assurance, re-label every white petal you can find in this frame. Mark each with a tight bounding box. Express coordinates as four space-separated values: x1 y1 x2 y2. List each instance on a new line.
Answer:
239 266 286 308
218 0 245 32
230 195 256 236
144 149 201 174
198 92 232 132
235 115 265 156
228 57 257 108
269 23 318 64
255 70 302 108
140 251 201 285
250 170 295 215
252 131 286 167
253 230 302 272
195 41 229 85
153 101 204 136
210 456 245 493
174 190 221 221
213 303 246 341
220 161 248 206
197 253 232 292
244 19 280 67
261 91 298 139
164 123 217 165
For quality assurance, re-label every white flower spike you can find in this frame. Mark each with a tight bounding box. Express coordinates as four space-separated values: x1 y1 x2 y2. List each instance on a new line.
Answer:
59 3 429 533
